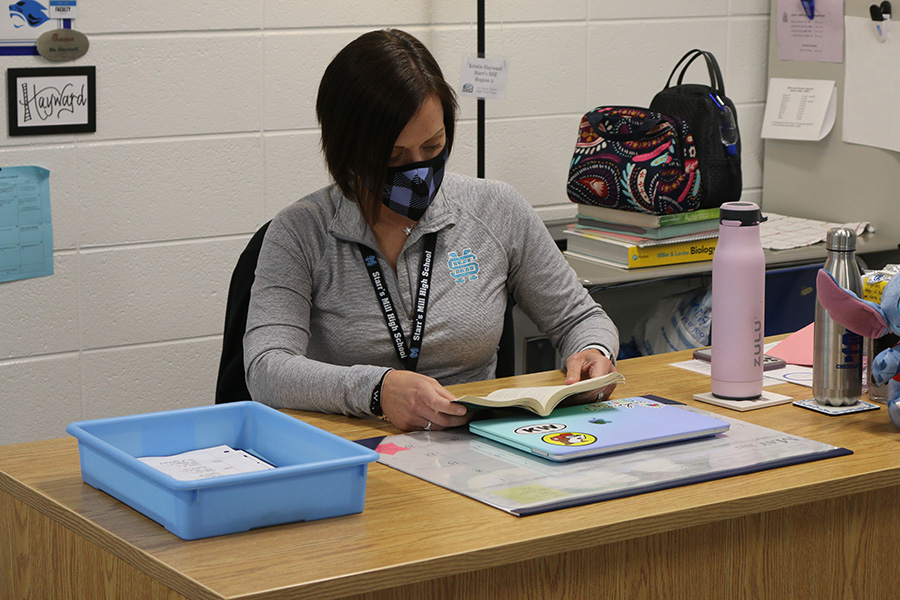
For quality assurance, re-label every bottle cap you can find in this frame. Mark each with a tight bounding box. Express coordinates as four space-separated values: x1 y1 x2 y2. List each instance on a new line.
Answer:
719 201 766 226
826 227 856 252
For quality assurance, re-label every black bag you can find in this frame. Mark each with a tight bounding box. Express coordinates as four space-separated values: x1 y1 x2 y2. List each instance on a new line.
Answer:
566 106 702 215
650 49 741 208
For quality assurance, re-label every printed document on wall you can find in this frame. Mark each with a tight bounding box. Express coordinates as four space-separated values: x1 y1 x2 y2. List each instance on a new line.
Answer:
0 166 53 283
776 0 844 62
761 78 836 141
843 16 900 153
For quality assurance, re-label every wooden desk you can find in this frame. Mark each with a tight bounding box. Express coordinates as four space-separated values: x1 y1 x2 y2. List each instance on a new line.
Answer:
3 348 900 600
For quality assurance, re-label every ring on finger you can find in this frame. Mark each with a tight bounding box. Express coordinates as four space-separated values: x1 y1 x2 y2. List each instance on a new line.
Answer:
424 421 432 431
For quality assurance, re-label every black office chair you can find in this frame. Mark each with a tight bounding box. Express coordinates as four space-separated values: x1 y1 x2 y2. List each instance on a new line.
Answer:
215 221 271 404
214 221 516 403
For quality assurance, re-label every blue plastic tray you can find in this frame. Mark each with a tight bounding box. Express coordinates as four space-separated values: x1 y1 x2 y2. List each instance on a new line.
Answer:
66 401 379 540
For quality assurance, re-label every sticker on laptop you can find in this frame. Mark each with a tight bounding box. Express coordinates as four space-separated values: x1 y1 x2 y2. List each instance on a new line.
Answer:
513 423 566 435
604 398 666 409
541 432 597 446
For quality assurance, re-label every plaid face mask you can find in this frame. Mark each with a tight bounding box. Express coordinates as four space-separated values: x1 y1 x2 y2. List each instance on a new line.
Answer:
382 149 447 221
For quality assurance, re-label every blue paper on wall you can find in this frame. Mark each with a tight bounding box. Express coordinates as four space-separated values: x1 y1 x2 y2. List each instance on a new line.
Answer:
0 166 54 283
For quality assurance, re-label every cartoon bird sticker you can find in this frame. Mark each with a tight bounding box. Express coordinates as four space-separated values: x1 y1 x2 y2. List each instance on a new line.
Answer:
9 0 50 28
542 431 597 447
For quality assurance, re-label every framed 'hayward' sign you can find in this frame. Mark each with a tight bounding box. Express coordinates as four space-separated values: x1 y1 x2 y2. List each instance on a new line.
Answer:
7 66 95 136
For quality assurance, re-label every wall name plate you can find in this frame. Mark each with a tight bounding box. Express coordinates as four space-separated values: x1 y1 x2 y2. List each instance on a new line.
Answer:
36 29 89 62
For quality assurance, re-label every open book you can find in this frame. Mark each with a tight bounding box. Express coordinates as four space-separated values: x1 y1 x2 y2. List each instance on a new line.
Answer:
456 372 625 417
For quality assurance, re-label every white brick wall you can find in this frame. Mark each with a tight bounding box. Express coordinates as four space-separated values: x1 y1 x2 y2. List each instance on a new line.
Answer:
0 1 770 444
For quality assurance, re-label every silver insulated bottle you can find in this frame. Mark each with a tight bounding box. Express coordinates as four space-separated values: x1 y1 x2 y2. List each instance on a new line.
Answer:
813 227 863 406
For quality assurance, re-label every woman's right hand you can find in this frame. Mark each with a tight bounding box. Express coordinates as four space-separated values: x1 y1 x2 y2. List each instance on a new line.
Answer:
380 370 470 431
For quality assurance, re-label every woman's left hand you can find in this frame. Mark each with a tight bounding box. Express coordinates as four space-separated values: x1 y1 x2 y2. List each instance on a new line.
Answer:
565 348 614 382
564 348 618 401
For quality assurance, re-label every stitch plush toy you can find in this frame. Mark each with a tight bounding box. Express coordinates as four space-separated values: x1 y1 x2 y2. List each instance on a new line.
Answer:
816 268 900 428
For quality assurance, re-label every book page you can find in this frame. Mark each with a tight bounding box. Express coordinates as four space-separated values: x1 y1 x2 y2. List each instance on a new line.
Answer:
465 373 624 406
484 385 564 402
138 445 275 481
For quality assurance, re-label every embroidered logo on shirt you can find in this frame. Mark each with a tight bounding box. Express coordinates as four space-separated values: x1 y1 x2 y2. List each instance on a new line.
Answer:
448 249 479 283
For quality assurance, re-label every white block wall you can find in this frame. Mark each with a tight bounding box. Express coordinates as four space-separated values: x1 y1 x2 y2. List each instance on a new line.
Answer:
0 0 770 445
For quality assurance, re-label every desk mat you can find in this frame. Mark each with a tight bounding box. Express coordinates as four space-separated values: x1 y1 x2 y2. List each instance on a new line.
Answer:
364 396 851 516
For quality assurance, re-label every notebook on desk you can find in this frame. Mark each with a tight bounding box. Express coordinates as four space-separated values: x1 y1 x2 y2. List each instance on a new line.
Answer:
468 397 730 462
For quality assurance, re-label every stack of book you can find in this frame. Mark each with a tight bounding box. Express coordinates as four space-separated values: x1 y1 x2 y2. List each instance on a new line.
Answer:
564 205 720 269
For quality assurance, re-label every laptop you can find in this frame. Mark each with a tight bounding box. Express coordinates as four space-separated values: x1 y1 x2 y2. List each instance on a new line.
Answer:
468 397 730 462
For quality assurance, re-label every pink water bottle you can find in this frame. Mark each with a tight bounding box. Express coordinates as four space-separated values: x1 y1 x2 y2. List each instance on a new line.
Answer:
710 201 767 399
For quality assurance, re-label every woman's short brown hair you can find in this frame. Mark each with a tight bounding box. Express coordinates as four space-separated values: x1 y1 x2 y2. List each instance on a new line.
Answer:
316 29 458 226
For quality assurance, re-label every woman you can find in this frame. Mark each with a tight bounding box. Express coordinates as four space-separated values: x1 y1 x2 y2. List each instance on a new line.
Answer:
244 29 619 431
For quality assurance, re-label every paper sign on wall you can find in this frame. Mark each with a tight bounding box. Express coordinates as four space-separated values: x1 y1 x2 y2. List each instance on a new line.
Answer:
775 0 844 63
761 78 837 141
460 57 508 100
0 166 54 283
842 16 900 153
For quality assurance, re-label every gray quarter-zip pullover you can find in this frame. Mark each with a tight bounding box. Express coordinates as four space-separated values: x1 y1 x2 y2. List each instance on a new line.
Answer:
245 172 619 417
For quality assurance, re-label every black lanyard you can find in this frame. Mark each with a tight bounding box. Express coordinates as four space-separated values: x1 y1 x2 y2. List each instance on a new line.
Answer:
358 232 437 372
